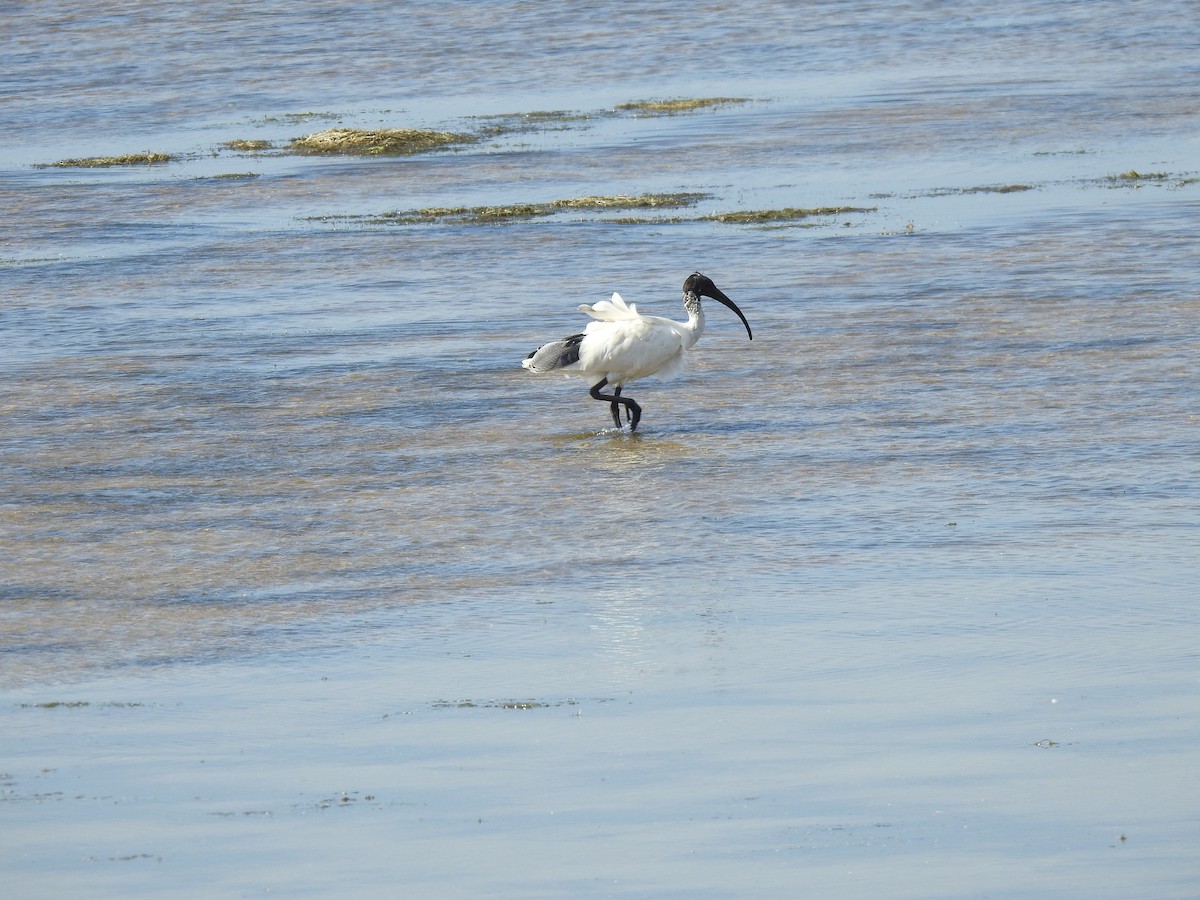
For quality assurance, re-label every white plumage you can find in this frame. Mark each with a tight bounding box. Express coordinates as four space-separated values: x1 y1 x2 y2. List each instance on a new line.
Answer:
577 292 690 382
522 272 752 431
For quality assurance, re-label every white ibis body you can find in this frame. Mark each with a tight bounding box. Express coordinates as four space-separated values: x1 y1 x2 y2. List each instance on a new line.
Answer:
522 272 752 431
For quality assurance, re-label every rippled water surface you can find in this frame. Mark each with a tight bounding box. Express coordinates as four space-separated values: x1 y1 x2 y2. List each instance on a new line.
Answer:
3 1 1198 897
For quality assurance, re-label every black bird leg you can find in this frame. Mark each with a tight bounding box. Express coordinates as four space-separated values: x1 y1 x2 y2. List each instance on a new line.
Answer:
617 387 642 430
609 386 640 429
589 378 643 431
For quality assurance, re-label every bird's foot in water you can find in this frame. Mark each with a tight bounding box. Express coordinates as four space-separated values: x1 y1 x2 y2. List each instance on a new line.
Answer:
626 400 642 431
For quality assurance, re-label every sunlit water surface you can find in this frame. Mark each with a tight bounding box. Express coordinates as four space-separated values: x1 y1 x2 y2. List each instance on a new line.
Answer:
2 1 1198 897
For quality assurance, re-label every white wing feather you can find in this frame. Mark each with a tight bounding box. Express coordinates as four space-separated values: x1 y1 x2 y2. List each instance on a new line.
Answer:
577 314 690 385
578 292 640 321
526 290 697 387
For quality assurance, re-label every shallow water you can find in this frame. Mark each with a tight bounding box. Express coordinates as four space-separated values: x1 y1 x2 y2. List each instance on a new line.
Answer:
3 1 1199 896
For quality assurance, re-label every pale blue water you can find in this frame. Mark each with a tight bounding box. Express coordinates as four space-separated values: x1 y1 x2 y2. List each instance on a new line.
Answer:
3 1 1199 897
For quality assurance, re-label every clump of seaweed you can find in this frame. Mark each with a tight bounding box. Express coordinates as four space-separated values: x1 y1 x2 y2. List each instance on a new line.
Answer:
473 109 598 138
1033 149 1092 157
615 97 751 115
968 184 1034 194
256 111 342 125
399 204 547 223
341 192 710 225
223 139 272 152
1099 170 1200 190
1112 169 1170 182
429 697 609 709
19 701 145 708
308 196 883 228
553 194 704 210
1100 170 1197 189
698 206 876 224
37 152 174 168
289 127 475 156
473 100 752 138
920 184 1034 198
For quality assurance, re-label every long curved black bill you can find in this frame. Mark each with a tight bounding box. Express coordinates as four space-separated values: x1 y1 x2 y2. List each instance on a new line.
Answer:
702 285 753 341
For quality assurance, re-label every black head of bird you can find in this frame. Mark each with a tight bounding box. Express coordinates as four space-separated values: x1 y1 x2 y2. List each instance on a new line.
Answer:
683 272 753 340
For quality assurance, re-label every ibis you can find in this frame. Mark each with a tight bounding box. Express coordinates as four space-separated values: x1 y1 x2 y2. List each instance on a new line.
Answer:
522 272 752 431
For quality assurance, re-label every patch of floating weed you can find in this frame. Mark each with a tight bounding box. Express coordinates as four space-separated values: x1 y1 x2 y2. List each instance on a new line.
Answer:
553 193 705 210
290 127 476 156
255 111 342 125
608 216 690 225
2 256 68 266
85 853 162 863
510 110 585 123
430 697 613 709
38 152 173 168
1099 170 1198 189
432 699 553 709
310 196 887 228
474 109 599 137
1112 169 1170 182
920 185 1034 197
207 173 261 180
442 203 548 222
330 192 710 225
23 701 90 709
474 100 752 138
363 204 539 224
21 701 145 709
615 97 751 115
223 139 272 152
970 184 1034 193
699 206 876 224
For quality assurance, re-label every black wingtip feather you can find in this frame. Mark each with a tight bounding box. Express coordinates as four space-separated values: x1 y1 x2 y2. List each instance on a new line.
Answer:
559 333 584 367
